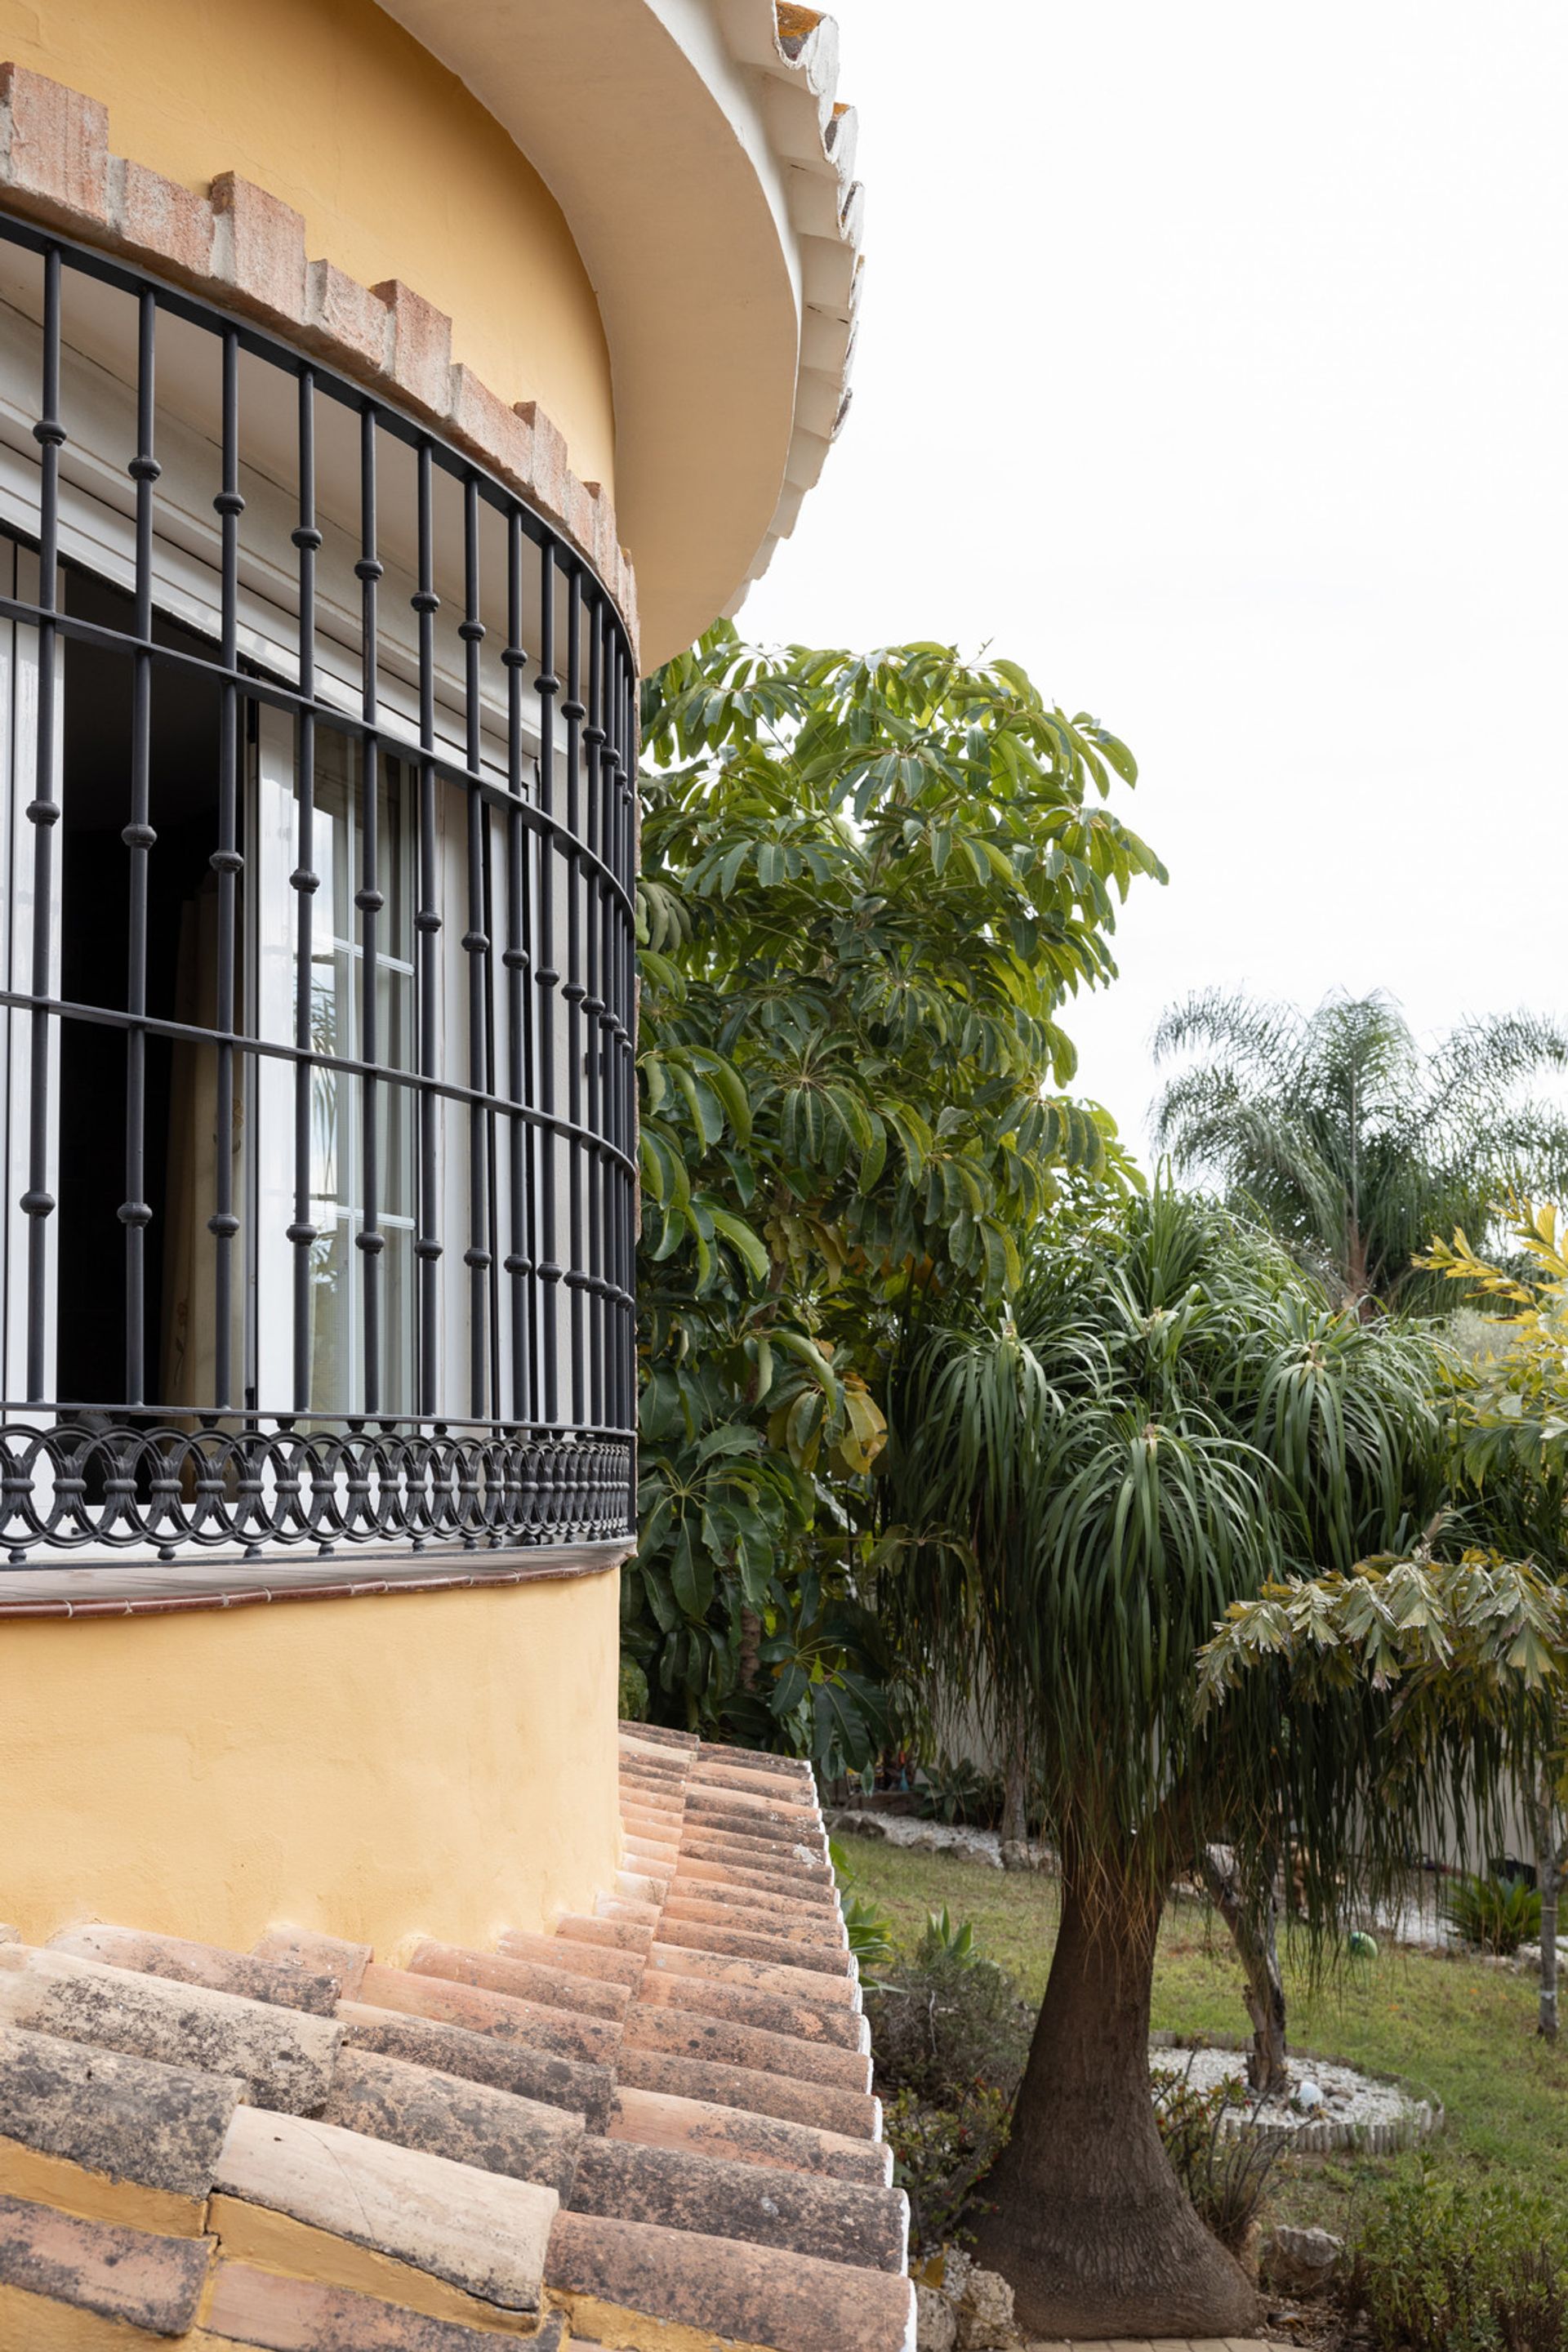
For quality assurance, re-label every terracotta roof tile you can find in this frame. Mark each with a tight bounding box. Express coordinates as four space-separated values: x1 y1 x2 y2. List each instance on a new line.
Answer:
621 2001 872 2093
0 2193 212 2336
0 1944 341 2112
204 2258 564 2350
608 2082 892 2189
660 1890 848 1951
321 2046 584 2197
335 2000 614 2132
571 2132 906 2272
253 1924 373 2002
632 1966 868 2052
0 2022 239 2212
555 1911 654 1957
494 1927 643 1991
614 2041 880 2140
405 1937 630 2024
1 1726 906 2349
645 1940 859 2011
546 2207 915 2352
653 1913 853 1976
355 1962 618 2068
50 1923 339 2016
213 2104 557 2315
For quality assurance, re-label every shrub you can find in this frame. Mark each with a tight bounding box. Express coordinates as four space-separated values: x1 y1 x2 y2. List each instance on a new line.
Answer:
864 1918 1031 2111
864 1915 1032 2256
1150 2061 1281 2253
1444 1870 1543 1955
1348 2171 1568 2352
915 1756 1003 1829
884 2084 1013 2253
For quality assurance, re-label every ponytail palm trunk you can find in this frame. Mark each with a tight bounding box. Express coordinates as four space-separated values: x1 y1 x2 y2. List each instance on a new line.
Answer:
887 1192 1446 2338
979 1828 1255 2334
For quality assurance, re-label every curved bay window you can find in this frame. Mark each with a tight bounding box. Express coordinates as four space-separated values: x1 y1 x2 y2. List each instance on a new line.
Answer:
0 215 636 1564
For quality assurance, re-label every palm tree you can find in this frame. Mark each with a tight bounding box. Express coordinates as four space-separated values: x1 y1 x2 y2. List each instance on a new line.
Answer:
1152 990 1568 1315
884 1191 1450 2340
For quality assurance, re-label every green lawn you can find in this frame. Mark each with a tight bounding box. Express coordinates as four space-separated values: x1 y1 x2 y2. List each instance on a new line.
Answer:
842 1837 1568 2233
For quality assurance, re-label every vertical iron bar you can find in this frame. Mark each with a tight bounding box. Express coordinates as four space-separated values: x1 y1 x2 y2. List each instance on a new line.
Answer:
356 409 385 1416
616 632 637 1446
209 329 245 1413
562 569 586 1432
121 289 158 1407
501 513 530 1431
288 369 321 1415
534 540 560 1428
582 593 606 1436
412 443 442 1420
21 247 64 1404
460 475 490 1422
505 517 531 1430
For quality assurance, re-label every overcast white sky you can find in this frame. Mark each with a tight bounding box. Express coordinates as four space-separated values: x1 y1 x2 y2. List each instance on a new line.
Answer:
739 0 1566 1162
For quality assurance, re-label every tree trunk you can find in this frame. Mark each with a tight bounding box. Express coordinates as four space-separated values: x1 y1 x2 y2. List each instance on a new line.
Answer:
973 1842 1258 2341
1199 1842 1289 2094
737 1607 762 1692
1533 1785 1559 2044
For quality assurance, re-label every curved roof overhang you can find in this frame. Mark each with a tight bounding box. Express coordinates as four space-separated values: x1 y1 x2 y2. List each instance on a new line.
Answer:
375 0 862 670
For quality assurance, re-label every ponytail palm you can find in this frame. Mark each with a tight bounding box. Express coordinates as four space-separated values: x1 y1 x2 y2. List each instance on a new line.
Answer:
884 1191 1446 2339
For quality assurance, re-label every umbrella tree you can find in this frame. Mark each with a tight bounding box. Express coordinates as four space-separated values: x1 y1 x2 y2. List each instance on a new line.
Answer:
884 1189 1447 2338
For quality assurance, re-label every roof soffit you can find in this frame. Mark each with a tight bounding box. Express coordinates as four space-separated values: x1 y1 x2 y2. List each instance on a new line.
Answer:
372 0 861 668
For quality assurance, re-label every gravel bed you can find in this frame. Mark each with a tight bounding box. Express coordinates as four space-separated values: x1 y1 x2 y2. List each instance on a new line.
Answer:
1151 2039 1441 2154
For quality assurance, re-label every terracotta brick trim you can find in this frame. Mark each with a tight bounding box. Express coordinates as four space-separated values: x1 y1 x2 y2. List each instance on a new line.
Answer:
0 62 639 657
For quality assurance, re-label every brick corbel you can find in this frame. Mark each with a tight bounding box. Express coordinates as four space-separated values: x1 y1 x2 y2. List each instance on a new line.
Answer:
0 61 639 658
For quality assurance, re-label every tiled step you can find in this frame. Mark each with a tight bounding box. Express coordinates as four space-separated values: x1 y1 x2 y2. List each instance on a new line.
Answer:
321 2045 586 2197
0 1944 340 2113
0 2022 238 2237
546 2207 914 2352
405 1938 630 2024
48 1924 339 2016
0 2191 212 2346
336 1999 614 2132
608 2082 893 2188
356 1962 617 2068
570 2134 907 2272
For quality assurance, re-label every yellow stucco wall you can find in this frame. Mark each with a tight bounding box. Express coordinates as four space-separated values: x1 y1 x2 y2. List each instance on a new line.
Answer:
0 0 616 497
0 1571 623 1955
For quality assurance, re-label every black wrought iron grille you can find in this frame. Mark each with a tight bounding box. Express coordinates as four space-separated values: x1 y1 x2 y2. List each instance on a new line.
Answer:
0 212 637 1561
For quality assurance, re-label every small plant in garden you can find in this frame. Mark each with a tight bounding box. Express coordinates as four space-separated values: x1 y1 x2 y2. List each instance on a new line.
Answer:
1444 1870 1543 1955
922 1907 986 1971
1149 2062 1281 2254
827 1839 896 1971
1348 2170 1568 2352
915 1756 1003 1829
